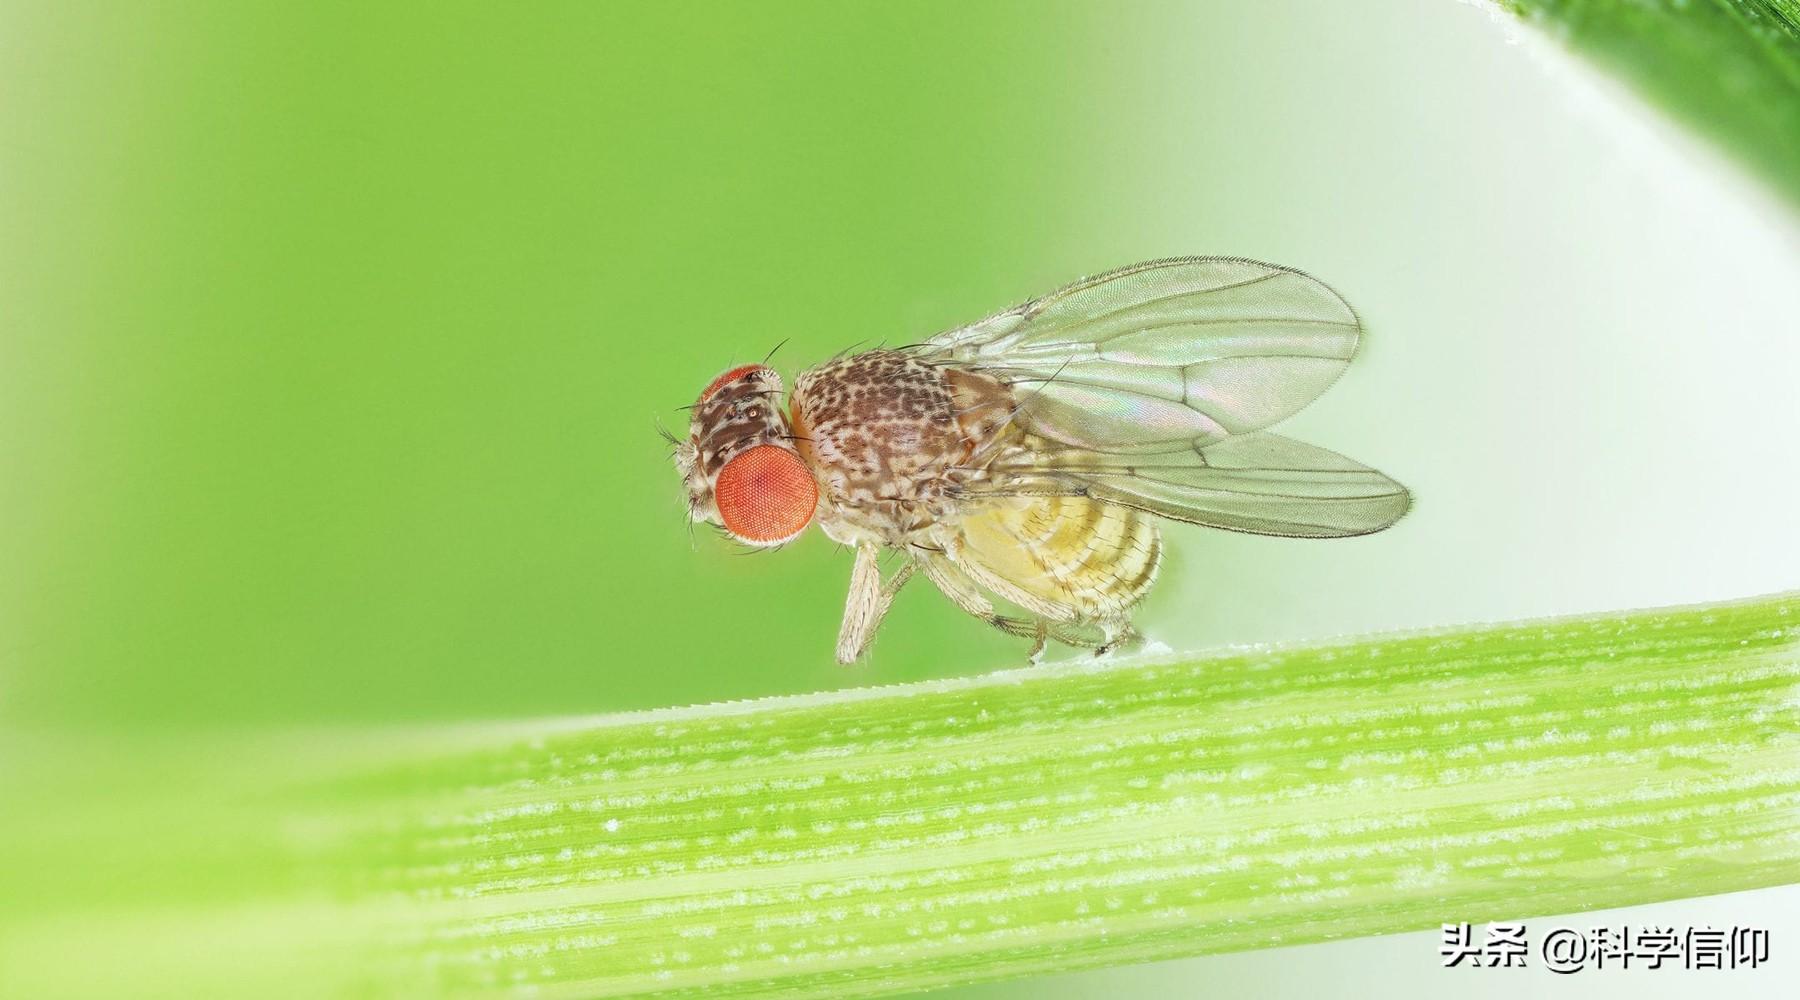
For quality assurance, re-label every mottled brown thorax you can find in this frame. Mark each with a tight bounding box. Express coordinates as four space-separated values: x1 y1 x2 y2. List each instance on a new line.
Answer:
791 350 1012 545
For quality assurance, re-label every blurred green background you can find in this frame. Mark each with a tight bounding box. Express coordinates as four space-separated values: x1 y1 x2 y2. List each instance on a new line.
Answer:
4 0 1128 722
4 0 1798 996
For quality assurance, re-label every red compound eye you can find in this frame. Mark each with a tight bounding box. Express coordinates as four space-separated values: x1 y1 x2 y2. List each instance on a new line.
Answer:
698 364 768 406
714 445 817 544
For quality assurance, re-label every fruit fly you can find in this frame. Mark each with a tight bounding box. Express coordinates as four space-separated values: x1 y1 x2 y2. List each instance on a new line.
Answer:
670 257 1409 664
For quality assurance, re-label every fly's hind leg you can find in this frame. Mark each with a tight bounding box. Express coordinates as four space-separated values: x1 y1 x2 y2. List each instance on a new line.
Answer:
918 552 1039 655
1030 620 1115 662
1046 621 1107 652
1093 620 1144 658
918 552 1104 663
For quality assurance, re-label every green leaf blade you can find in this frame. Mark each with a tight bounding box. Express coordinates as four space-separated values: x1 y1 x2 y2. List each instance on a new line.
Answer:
1498 0 1800 206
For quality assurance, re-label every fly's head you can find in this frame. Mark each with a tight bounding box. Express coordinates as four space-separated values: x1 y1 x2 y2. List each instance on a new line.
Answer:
673 364 818 547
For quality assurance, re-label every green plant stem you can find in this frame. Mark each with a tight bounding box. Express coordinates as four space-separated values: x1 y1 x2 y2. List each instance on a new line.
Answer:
342 593 1800 997
4 593 1798 998
1496 0 1800 207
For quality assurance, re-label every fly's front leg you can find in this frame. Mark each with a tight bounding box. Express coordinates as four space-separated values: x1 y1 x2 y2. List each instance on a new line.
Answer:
836 542 915 665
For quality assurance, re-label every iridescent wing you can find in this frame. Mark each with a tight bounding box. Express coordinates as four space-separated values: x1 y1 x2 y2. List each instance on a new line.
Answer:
978 432 1410 539
919 257 1363 452
917 257 1409 538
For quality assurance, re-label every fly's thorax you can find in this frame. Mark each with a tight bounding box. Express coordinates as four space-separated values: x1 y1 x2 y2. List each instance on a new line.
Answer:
675 364 819 546
789 351 1025 547
942 365 1015 466
792 351 978 499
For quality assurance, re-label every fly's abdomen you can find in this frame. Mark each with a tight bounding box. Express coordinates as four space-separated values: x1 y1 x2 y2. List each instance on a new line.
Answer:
949 496 1162 622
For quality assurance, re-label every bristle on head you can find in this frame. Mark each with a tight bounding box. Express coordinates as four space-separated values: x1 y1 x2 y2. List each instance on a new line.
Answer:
699 365 781 406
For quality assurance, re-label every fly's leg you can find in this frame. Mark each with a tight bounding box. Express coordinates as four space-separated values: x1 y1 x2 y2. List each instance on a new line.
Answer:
1093 620 1143 658
919 552 1096 661
919 552 1032 636
836 542 915 665
1047 622 1107 651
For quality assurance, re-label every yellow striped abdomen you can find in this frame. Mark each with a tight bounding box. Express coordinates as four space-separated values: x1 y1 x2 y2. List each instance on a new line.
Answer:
948 496 1161 623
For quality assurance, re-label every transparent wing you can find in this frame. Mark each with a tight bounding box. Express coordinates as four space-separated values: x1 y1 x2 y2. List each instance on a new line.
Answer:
972 432 1411 539
919 257 1362 454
